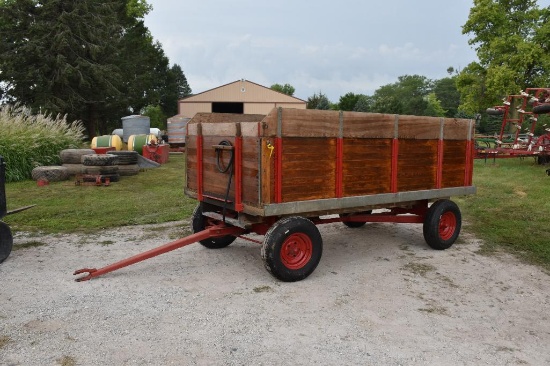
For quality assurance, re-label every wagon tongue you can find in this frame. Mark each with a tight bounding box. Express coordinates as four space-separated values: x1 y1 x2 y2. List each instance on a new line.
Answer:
73 224 245 282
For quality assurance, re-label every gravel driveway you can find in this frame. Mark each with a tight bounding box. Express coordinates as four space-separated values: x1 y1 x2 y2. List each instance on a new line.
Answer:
1 219 549 365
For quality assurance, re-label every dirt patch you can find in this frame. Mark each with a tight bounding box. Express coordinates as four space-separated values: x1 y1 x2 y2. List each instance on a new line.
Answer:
1 220 550 365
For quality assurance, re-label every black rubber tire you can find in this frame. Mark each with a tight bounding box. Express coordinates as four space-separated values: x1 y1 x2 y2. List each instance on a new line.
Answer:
107 151 139 165
546 169 550 176
0 221 13 264
81 154 119 166
84 165 119 175
486 108 504 115
191 205 237 249
261 216 323 282
117 164 140 176
339 210 372 228
423 200 462 250
31 166 70 182
537 155 550 165
62 164 85 176
533 104 550 114
59 149 95 164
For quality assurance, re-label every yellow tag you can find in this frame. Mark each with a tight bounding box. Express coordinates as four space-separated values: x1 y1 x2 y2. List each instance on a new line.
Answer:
267 142 274 158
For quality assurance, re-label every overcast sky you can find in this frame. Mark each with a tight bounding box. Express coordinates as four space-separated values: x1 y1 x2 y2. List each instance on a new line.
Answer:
142 1 540 102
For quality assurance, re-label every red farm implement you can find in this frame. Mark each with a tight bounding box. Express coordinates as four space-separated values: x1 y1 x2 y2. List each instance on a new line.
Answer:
74 108 476 282
477 88 550 163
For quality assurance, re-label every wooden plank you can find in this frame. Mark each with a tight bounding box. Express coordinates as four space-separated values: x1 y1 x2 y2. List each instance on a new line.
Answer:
397 139 437 191
444 118 473 140
260 138 274 205
343 112 395 138
280 109 340 137
398 116 441 139
190 112 265 124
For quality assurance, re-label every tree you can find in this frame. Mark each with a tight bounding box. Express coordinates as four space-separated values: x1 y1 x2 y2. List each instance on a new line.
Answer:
0 0 191 137
457 0 550 114
338 92 360 111
0 0 123 136
306 92 331 110
353 94 373 112
270 83 295 96
370 75 431 115
424 93 447 117
432 77 461 118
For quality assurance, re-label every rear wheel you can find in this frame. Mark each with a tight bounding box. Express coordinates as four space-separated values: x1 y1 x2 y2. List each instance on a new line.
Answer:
261 217 322 282
423 200 461 250
340 210 372 228
191 205 236 249
0 221 13 264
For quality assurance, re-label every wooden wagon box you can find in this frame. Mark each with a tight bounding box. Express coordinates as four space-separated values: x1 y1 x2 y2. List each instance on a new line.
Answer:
185 108 476 223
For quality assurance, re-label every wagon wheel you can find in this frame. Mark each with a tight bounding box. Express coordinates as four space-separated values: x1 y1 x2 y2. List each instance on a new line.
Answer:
191 205 237 249
339 210 372 228
0 221 13 264
261 217 323 282
423 200 462 250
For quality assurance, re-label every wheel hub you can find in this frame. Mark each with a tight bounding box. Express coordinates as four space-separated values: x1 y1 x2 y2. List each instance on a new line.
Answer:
280 233 313 270
438 212 457 241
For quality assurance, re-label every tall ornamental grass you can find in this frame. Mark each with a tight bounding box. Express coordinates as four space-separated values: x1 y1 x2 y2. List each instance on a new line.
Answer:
0 104 85 182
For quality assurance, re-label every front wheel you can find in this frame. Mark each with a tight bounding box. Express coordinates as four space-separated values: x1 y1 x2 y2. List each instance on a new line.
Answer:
423 200 461 250
0 221 13 264
261 217 323 282
191 205 237 249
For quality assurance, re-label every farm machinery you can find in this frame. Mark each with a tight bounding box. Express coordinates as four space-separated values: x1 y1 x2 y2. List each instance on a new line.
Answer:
74 108 476 282
477 87 550 163
0 156 35 263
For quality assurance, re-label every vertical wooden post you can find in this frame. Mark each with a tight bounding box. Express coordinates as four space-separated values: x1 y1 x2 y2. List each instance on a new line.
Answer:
465 120 474 186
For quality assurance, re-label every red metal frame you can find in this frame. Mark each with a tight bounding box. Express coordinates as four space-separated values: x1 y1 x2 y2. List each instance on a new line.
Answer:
274 137 283 203
196 135 203 201
234 136 243 211
436 139 444 189
74 224 245 282
335 138 344 198
391 139 399 193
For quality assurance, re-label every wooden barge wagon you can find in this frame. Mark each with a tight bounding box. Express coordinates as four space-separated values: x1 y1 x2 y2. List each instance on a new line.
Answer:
75 108 476 282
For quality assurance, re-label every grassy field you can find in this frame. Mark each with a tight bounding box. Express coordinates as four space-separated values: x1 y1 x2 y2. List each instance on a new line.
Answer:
456 157 550 271
4 153 197 233
4 152 550 270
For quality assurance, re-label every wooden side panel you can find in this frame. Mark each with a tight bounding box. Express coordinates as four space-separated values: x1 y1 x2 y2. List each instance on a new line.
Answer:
281 138 336 202
342 139 392 196
397 139 438 191
442 140 467 188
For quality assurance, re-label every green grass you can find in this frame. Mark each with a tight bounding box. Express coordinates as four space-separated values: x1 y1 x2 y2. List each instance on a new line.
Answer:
4 154 197 233
456 157 550 271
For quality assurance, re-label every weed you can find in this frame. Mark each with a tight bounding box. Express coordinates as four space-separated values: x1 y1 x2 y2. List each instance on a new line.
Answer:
13 241 46 250
0 335 11 349
402 262 436 276
253 286 272 293
57 355 76 366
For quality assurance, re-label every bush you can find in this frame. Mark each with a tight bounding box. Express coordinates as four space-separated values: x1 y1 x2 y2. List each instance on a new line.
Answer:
0 104 85 182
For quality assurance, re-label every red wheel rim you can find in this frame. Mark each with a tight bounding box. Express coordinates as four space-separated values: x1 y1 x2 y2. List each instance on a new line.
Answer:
439 212 457 241
280 233 313 270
